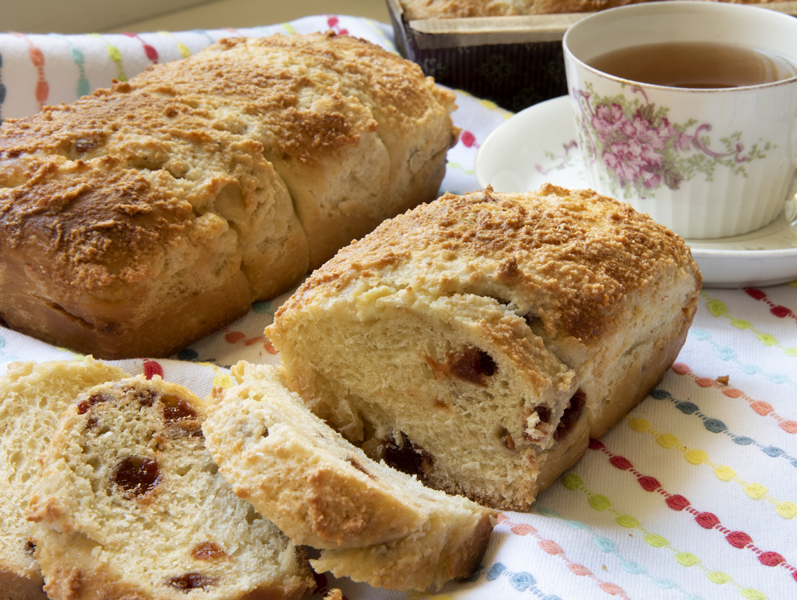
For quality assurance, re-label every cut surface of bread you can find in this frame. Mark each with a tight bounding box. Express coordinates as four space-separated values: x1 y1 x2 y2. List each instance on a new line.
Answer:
0 358 129 600
0 32 456 359
266 184 702 511
203 362 496 592
26 375 314 600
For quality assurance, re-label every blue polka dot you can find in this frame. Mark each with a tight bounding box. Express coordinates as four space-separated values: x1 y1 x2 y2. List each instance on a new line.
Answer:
767 374 787 384
621 560 646 574
594 536 617 553
177 348 199 361
486 563 506 581
703 418 727 433
690 329 709 340
651 389 670 400
733 436 755 446
762 446 784 458
741 364 760 374
716 347 735 361
676 401 699 415
509 571 536 591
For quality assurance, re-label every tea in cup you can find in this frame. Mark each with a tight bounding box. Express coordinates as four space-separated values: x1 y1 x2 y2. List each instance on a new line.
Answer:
563 1 797 239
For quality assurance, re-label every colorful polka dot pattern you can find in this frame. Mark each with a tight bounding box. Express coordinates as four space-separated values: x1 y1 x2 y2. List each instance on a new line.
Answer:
590 438 797 581
625 415 797 520
560 471 770 599
702 292 797 357
495 514 630 599
671 362 797 434
689 328 797 390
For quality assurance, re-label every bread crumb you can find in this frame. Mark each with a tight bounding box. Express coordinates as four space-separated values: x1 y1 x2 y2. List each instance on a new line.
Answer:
716 375 730 386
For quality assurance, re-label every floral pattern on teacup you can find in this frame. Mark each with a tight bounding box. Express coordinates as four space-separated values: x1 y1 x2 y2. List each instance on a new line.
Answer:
573 83 773 198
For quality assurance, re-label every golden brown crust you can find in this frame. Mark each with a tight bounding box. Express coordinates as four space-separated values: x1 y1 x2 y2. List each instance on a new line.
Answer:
278 184 699 346
400 0 791 19
0 33 455 359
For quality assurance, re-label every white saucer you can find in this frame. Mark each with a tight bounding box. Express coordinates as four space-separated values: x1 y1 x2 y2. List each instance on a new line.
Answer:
475 96 797 288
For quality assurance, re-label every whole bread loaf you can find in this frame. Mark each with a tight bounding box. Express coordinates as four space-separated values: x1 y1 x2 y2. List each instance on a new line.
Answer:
0 358 129 600
266 184 702 511
26 374 314 600
0 32 456 359
203 362 496 592
400 0 791 19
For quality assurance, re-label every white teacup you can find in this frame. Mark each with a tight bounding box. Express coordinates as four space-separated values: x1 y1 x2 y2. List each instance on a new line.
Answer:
563 1 797 239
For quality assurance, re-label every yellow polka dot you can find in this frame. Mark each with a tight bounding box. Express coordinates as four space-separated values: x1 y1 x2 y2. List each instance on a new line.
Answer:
744 483 767 500
707 571 732 585
714 465 736 482
740 588 767 600
478 98 500 111
629 418 650 432
684 449 708 465
675 552 700 567
213 374 235 388
644 534 668 548
776 501 797 519
656 433 679 449
615 515 639 528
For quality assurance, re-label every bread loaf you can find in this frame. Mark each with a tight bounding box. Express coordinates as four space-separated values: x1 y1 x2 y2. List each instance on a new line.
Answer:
203 362 496 592
0 358 129 600
265 184 702 511
400 0 792 19
26 374 314 600
0 32 456 359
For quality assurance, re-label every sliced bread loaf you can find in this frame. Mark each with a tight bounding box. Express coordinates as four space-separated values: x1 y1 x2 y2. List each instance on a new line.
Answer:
265 185 702 511
203 362 496 592
26 374 314 600
0 358 128 600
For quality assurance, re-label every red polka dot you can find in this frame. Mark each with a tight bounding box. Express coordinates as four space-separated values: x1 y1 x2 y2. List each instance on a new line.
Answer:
758 551 785 567
540 540 563 555
638 476 660 492
461 130 477 147
745 288 766 300
496 513 510 524
327 17 339 27
780 420 797 434
225 331 245 343
589 438 605 450
792 571 797 583
264 340 279 355
568 563 592 576
695 512 719 529
671 362 691 375
722 388 744 398
726 531 753 549
143 360 163 380
751 401 773 416
610 455 633 470
771 305 792 318
511 524 536 535
696 377 715 388
599 582 626 596
666 495 690 511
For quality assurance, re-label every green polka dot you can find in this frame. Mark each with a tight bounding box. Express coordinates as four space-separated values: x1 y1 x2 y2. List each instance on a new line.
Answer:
707 299 727 317
588 494 611 511
561 474 583 490
675 552 700 567
615 515 639 528
731 318 751 329
644 534 668 548
757 334 778 347
707 571 731 585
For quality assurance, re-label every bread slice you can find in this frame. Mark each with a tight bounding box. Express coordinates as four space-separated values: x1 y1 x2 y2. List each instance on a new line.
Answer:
203 362 496 592
265 184 702 511
26 375 314 600
0 358 129 600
